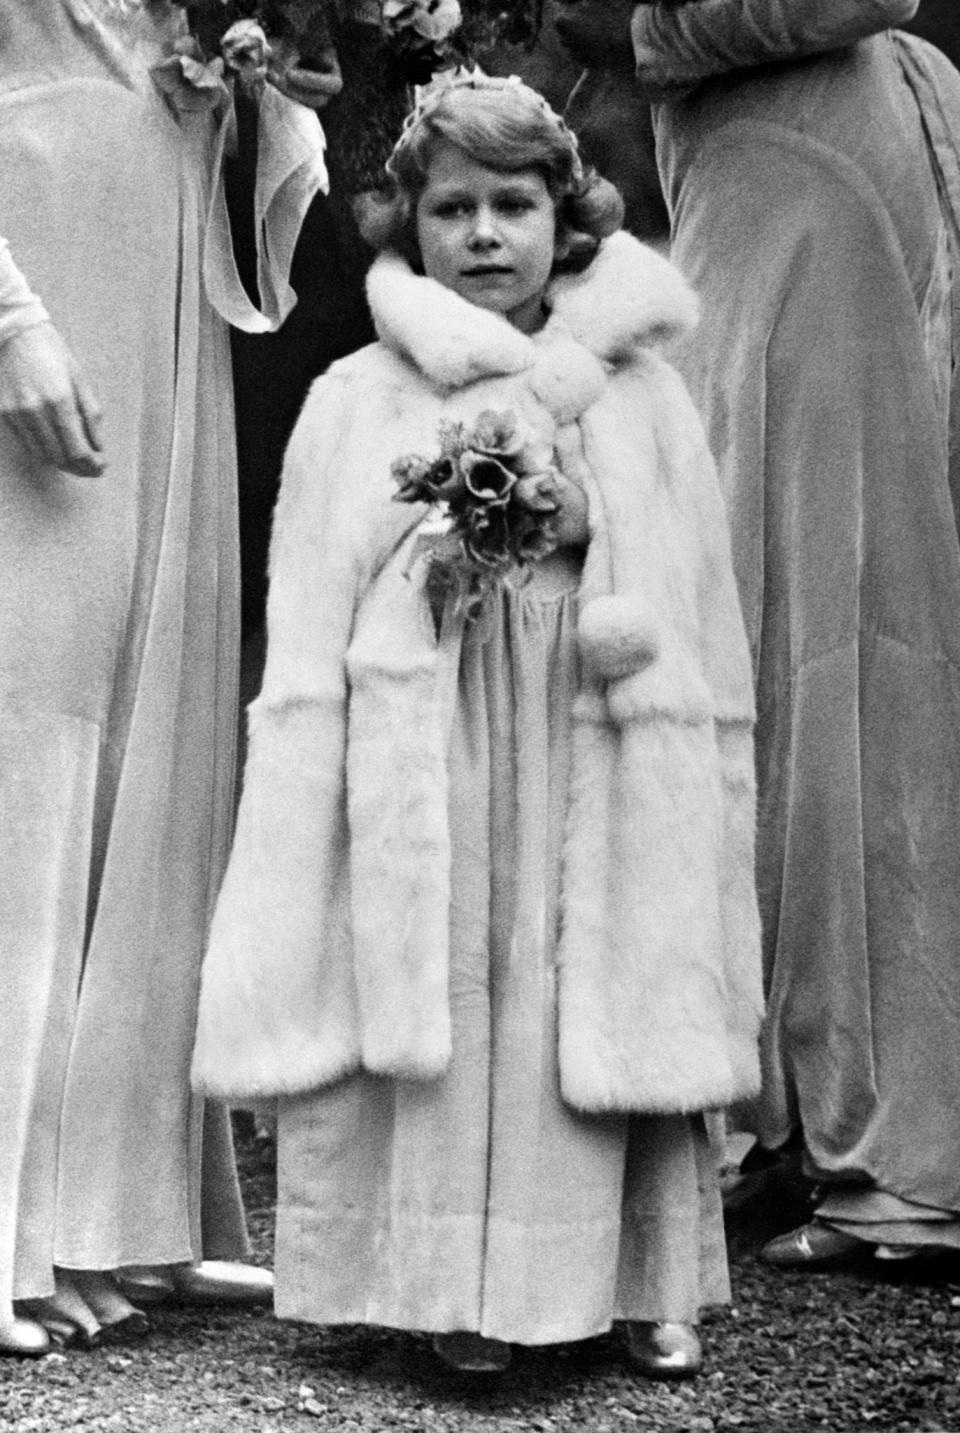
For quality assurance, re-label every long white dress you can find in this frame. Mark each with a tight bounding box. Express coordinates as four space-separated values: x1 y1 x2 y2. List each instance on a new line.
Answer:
0 0 323 1309
276 555 729 1342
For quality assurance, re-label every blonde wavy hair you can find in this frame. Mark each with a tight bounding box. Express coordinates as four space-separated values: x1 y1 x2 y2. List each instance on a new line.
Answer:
355 72 624 274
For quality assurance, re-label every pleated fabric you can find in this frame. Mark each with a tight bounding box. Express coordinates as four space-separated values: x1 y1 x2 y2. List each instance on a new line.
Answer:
276 552 728 1343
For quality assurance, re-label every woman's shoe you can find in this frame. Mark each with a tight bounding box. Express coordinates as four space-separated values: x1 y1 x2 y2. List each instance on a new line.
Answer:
0 1316 51 1358
69 1272 149 1341
874 1243 930 1262
761 1222 864 1268
169 1261 274 1305
626 1321 702 1380
38 1317 79 1351
116 1266 176 1307
432 1332 512 1372
20 1270 103 1348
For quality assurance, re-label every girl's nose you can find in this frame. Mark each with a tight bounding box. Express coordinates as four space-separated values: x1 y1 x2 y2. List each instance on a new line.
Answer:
468 206 500 248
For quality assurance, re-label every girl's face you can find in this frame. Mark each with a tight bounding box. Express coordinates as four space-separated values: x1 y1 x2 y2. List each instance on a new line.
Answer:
415 142 558 335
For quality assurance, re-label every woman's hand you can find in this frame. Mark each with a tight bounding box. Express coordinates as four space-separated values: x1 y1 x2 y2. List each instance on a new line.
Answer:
515 470 590 550
267 41 343 110
0 323 105 477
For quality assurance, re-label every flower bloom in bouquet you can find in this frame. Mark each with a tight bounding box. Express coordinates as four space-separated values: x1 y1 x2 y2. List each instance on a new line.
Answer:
381 0 462 46
151 34 233 114
177 1 464 82
392 408 566 615
220 17 273 81
170 2 334 103
152 6 277 113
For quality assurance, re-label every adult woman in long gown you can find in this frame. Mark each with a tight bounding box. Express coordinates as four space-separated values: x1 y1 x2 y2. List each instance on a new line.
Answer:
0 0 329 1353
554 0 960 1262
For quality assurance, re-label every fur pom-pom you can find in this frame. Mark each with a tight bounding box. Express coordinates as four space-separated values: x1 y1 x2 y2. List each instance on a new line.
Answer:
578 594 660 679
528 339 606 423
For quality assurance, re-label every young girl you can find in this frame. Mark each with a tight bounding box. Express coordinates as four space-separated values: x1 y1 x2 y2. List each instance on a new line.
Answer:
192 70 762 1378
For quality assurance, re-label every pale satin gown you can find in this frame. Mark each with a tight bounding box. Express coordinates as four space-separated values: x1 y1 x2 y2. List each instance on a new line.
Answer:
0 0 321 1309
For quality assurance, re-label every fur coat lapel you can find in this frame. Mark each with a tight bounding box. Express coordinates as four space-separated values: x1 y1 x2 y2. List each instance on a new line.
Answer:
365 231 699 390
192 232 762 1113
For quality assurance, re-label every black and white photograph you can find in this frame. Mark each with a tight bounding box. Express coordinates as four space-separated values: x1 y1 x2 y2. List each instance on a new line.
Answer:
2 2 960 1429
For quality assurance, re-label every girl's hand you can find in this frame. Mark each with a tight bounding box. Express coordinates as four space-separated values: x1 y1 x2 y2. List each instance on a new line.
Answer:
515 470 590 550
0 323 105 477
267 41 343 109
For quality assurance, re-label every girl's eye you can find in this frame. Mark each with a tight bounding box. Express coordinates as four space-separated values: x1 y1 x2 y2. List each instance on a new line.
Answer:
433 200 471 218
498 197 534 215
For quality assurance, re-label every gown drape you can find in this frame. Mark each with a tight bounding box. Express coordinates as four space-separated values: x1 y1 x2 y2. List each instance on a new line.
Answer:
646 21 960 1230
0 0 322 1305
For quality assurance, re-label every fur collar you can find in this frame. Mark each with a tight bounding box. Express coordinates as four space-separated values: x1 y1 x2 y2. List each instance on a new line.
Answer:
365 230 699 392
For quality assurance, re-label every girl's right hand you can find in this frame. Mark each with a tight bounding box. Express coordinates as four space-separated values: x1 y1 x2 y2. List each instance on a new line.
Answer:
515 470 590 550
0 323 105 477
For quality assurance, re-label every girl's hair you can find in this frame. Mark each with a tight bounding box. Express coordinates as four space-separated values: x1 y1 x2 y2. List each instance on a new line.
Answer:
356 73 624 273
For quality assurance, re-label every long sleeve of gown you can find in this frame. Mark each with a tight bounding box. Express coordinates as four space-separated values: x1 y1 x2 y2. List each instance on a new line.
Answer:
631 0 919 92
0 239 50 348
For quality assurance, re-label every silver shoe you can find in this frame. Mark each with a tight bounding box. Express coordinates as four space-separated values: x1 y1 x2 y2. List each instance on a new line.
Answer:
169 1261 274 1305
626 1321 702 1380
0 1316 51 1359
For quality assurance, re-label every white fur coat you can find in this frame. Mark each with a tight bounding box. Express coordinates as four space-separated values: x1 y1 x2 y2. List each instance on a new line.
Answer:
192 230 763 1114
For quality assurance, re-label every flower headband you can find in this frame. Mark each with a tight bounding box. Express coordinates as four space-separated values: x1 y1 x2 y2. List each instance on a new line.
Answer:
386 67 586 185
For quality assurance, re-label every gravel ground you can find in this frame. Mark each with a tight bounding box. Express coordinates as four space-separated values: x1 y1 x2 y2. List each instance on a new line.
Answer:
3 1125 959 1433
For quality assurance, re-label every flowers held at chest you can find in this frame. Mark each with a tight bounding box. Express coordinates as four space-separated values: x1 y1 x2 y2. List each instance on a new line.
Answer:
392 408 565 616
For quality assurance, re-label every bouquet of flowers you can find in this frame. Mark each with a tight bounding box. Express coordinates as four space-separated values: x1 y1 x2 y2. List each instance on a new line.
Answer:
155 0 543 149
392 409 564 616
180 0 463 78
